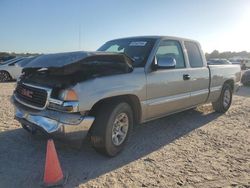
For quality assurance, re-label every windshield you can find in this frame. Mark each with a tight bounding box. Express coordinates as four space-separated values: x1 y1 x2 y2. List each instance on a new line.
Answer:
17 56 38 67
0 57 24 65
98 38 156 67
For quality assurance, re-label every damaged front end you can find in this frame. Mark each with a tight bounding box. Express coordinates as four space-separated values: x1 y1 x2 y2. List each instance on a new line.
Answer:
12 51 133 140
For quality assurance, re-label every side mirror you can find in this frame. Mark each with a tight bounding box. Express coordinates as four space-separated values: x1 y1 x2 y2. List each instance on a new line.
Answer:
155 56 176 69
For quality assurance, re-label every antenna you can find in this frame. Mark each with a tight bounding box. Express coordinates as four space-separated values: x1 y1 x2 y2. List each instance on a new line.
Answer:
78 24 81 50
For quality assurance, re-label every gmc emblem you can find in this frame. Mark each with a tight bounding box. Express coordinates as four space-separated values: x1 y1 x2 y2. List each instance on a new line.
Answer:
21 88 33 98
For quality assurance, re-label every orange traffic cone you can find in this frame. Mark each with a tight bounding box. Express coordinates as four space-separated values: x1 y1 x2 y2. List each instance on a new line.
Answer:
43 139 64 187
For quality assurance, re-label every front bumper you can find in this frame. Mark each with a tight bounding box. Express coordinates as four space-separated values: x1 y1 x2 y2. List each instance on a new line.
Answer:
14 103 95 140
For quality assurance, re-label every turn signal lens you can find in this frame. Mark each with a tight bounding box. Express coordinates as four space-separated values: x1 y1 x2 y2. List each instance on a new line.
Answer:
65 90 78 101
59 89 78 101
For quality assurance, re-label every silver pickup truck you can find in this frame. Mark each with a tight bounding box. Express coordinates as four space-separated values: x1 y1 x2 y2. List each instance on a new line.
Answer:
12 36 241 156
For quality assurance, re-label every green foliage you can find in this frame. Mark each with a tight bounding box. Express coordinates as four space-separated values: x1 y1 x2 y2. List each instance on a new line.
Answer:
0 52 41 62
0 52 40 58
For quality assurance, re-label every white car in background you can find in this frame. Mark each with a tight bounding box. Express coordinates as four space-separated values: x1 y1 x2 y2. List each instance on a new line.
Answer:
0 57 36 82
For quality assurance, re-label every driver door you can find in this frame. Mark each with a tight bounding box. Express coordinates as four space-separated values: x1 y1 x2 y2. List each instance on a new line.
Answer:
146 40 191 120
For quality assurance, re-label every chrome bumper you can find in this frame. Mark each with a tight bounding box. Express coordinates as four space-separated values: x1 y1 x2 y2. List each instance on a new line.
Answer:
14 106 95 140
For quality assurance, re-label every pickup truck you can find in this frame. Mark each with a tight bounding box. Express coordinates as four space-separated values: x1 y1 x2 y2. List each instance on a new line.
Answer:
12 36 241 156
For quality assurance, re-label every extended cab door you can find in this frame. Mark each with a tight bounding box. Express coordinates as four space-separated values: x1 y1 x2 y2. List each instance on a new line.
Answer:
184 41 210 106
146 40 191 120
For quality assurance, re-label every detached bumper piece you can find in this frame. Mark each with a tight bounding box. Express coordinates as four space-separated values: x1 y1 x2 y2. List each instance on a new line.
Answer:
15 107 95 140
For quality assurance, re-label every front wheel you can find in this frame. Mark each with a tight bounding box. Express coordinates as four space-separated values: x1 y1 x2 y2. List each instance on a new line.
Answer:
90 101 133 157
212 83 233 113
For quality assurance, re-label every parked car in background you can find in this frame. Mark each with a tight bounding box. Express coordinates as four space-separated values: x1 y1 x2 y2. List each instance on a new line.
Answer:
0 56 36 82
230 59 249 70
0 56 16 63
207 59 232 65
244 59 250 69
241 69 250 86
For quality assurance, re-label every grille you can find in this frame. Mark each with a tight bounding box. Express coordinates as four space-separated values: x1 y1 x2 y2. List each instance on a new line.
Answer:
15 83 48 109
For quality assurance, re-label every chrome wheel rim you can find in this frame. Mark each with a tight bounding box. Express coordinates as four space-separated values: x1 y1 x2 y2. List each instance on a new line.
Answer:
112 112 129 146
223 89 231 108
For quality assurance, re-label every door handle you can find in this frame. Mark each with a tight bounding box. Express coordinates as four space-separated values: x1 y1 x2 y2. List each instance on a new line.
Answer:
183 74 191 80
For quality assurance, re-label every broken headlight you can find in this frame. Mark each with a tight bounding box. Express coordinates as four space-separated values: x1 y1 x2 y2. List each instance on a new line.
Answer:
48 89 79 112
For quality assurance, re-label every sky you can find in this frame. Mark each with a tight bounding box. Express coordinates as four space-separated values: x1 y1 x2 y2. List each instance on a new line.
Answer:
0 0 250 53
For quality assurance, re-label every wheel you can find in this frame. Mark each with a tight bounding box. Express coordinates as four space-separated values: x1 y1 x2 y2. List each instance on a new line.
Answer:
21 123 37 135
90 101 133 157
0 71 12 82
212 83 233 113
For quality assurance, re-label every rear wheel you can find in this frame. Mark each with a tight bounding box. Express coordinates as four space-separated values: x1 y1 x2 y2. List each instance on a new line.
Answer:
212 83 233 113
0 71 12 82
90 101 133 157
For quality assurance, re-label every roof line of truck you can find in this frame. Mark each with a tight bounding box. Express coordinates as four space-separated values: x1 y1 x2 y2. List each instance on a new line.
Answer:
108 35 199 43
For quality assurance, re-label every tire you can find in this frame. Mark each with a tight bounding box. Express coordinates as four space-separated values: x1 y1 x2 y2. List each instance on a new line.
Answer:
0 71 12 82
212 83 233 113
21 123 37 135
90 101 133 157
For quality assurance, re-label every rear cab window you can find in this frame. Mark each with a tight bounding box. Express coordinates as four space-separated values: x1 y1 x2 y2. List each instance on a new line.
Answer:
184 41 204 68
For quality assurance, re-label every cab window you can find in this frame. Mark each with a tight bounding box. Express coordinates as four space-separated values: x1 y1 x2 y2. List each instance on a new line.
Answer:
184 41 204 68
156 40 185 68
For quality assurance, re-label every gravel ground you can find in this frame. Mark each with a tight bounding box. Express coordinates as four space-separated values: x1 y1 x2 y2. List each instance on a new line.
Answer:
0 83 249 188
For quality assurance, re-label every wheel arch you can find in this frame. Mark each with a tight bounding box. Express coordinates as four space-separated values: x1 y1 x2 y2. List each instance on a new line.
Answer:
89 94 142 124
224 79 234 91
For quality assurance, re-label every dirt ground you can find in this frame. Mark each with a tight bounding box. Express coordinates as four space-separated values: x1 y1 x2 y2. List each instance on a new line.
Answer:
0 83 249 188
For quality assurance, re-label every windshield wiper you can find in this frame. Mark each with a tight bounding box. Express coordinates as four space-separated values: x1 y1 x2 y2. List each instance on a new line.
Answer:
121 52 135 63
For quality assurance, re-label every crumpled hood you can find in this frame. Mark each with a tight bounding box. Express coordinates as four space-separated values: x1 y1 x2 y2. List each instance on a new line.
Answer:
24 51 132 69
20 51 133 87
